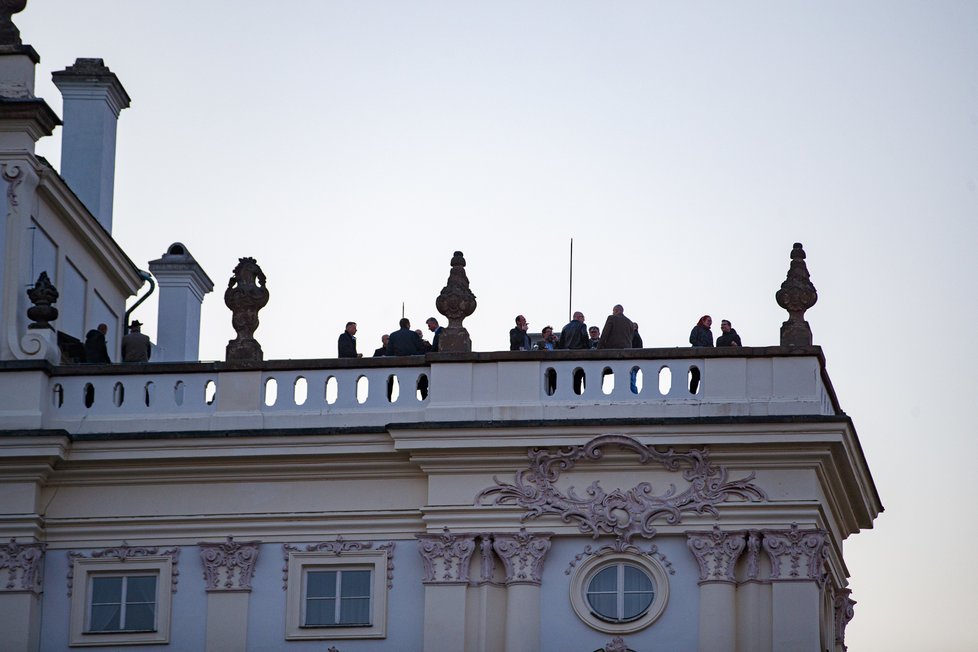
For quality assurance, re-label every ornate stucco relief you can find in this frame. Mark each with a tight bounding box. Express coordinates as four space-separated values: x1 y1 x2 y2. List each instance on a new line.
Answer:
198 536 260 592
416 529 477 584
281 537 395 590
0 538 45 593
565 538 675 576
491 528 553 585
476 434 766 548
834 587 856 650
761 523 829 582
67 542 180 595
686 525 748 584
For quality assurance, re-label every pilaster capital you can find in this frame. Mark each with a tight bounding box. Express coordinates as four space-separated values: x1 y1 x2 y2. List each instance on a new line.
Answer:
198 536 261 592
491 528 553 585
834 588 856 650
0 538 45 594
686 526 746 583
761 523 828 581
416 529 477 584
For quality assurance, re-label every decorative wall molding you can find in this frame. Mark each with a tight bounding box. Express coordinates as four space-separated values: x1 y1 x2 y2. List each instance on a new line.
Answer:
834 588 856 650
491 528 553 585
67 542 180 595
761 523 828 581
598 636 635 652
565 538 675 576
686 526 747 584
476 532 497 585
477 434 766 548
744 530 762 581
416 528 477 584
0 538 45 593
2 162 23 208
281 537 395 590
198 536 260 592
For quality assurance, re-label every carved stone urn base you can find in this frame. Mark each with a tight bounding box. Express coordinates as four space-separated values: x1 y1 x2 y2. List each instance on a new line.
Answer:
437 328 471 353
226 338 263 362
780 320 813 347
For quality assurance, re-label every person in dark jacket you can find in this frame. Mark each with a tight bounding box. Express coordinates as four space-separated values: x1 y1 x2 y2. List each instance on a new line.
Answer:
338 321 360 358
632 322 644 348
557 312 589 350
716 319 742 347
597 305 634 350
387 318 425 356
373 334 390 357
121 320 151 362
588 326 600 349
426 317 443 353
510 315 531 351
84 323 110 363
689 315 714 347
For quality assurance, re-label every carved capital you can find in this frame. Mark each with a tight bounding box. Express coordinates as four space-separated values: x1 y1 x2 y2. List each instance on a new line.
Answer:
491 528 553 585
0 538 45 593
198 537 260 592
686 526 746 584
761 524 828 581
834 588 856 650
416 529 476 584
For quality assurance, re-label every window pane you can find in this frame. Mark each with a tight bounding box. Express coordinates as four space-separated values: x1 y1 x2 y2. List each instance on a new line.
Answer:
125 575 157 603
305 598 336 626
307 571 337 599
124 603 156 631
340 597 371 624
589 566 618 593
587 592 617 619
623 566 653 592
91 576 122 604
90 604 121 631
341 570 371 598
623 592 654 619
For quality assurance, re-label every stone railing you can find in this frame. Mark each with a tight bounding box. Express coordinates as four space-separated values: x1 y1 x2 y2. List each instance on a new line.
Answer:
0 347 838 435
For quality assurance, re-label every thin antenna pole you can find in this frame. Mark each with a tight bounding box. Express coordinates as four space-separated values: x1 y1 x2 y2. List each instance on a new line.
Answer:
402 302 405 319
568 238 574 322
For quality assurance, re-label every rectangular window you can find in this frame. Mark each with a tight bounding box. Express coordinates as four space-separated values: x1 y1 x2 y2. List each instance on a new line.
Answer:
285 548 388 639
304 568 371 627
88 574 158 633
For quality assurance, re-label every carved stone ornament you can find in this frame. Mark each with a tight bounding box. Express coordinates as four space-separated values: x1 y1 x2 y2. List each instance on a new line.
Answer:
686 526 747 584
416 528 477 584
761 523 828 581
775 242 818 346
491 528 553 585
565 538 675 577
67 542 180 596
26 271 58 330
3 162 22 208
477 532 497 584
434 250 477 352
0 538 45 593
0 0 26 46
198 536 260 592
281 537 395 590
476 434 766 548
834 587 856 650
224 256 269 362
597 636 635 652
744 530 762 581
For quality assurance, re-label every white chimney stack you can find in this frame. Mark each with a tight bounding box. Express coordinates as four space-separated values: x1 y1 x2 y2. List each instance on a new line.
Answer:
52 58 130 233
148 243 214 362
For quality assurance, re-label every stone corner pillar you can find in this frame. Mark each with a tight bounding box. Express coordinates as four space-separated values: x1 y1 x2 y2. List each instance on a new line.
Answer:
0 538 45 652
761 524 828 652
492 529 553 652
686 526 746 652
417 530 477 652
198 537 261 652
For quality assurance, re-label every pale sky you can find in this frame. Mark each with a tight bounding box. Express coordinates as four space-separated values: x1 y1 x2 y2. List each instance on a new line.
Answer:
20 2 978 649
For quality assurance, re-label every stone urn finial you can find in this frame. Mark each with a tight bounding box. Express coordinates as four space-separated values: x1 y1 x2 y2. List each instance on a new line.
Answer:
776 242 818 346
0 0 27 47
26 271 58 330
434 250 477 353
224 257 269 362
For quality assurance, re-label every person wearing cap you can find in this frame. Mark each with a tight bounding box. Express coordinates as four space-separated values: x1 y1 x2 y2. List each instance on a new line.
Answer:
121 321 151 362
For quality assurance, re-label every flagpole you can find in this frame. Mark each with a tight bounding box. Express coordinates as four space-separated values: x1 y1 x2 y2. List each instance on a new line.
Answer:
568 238 574 322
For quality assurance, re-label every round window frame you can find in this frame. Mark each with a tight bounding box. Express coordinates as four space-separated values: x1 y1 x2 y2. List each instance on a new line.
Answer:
568 552 670 634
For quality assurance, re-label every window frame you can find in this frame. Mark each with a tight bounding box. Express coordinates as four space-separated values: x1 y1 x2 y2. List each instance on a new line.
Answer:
69 556 173 647
569 553 670 634
285 549 388 640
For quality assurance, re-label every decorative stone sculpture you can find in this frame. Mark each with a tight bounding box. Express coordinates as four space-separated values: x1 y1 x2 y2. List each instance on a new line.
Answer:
0 538 45 593
0 0 26 47
224 257 268 362
434 251 476 353
776 242 818 346
760 523 828 581
491 528 553 585
416 528 477 583
834 588 856 651
686 526 747 583
26 271 58 329
198 536 260 592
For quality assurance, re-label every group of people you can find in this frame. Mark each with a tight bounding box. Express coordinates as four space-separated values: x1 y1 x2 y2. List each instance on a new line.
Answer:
82 321 152 364
689 315 742 348
337 317 443 359
510 305 645 352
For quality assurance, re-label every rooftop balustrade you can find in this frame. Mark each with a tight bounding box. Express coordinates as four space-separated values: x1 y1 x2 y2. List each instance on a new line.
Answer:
0 347 839 436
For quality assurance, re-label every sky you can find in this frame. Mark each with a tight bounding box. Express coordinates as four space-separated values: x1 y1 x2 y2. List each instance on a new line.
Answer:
18 2 978 649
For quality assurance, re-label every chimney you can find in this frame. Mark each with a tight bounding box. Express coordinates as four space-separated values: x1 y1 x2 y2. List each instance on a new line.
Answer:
148 243 214 362
52 58 130 233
